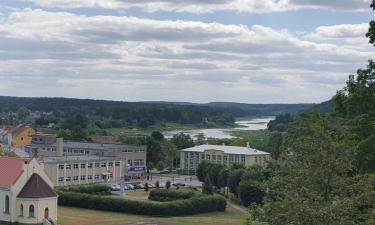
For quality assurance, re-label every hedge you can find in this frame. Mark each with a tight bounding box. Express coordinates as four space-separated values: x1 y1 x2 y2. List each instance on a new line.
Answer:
56 184 111 195
57 191 226 216
148 189 199 202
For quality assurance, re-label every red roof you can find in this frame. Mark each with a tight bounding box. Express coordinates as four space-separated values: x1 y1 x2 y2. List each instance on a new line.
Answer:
0 157 32 188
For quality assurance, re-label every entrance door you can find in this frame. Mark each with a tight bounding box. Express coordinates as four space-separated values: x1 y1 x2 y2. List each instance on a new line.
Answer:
44 208 49 219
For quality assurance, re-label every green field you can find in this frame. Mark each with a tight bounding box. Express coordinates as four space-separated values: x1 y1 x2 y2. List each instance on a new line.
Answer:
59 205 248 225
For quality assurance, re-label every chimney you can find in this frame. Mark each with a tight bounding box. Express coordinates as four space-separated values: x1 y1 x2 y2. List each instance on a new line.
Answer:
246 142 250 148
56 137 64 156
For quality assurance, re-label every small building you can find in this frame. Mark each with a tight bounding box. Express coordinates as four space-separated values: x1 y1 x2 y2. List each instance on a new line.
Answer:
0 157 58 225
4 124 36 149
180 144 271 173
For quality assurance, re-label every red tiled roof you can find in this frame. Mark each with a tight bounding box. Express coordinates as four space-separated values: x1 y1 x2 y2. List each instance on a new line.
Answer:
0 157 32 188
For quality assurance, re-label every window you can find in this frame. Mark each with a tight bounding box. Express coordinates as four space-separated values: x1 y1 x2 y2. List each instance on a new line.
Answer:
73 164 79 169
212 155 216 160
58 164 64 170
207 155 211 160
66 164 71 170
94 175 99 180
115 161 120 166
85 151 89 155
81 163 86 169
241 155 246 163
88 175 93 180
65 177 71 182
134 159 144 166
128 160 132 166
73 176 79 181
95 162 100 168
88 163 93 168
80 176 86 181
223 156 228 161
58 177 64 182
101 162 107 167
29 205 35 218
229 155 233 161
218 155 222 161
108 162 113 167
20 204 24 217
5 195 9 213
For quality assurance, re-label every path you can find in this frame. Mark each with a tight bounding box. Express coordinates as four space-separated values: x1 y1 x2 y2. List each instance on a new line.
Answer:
227 200 248 213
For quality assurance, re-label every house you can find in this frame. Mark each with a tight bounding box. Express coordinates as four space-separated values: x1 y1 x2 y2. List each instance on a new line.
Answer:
180 144 271 173
0 157 58 225
6 125 36 148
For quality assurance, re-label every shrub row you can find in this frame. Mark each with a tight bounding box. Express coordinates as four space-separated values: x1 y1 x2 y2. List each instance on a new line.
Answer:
148 189 199 202
56 184 111 195
57 191 226 216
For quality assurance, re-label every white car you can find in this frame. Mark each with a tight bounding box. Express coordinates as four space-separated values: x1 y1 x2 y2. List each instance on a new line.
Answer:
109 184 121 191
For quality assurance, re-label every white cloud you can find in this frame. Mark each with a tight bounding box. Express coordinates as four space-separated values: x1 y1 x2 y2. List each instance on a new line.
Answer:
22 0 372 13
0 9 374 103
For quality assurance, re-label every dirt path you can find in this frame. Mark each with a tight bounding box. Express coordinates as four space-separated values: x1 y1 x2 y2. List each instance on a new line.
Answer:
227 201 248 214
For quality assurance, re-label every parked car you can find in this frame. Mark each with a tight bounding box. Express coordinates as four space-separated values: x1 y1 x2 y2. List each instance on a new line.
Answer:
172 182 186 187
124 183 135 190
109 184 121 191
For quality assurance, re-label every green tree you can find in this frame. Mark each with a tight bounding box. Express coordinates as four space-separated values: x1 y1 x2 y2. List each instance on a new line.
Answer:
171 133 194 150
202 176 213 195
196 161 212 182
366 0 375 45
17 106 29 120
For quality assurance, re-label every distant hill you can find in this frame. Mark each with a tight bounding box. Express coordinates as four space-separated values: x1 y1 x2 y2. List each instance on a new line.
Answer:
206 102 316 117
0 96 318 120
312 100 335 113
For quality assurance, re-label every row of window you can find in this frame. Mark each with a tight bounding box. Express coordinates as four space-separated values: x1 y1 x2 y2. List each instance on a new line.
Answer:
58 161 120 170
4 196 36 218
122 149 145 153
184 152 246 162
58 174 113 182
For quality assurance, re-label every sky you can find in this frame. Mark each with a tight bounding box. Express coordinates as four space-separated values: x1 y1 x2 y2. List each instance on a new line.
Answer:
0 0 374 104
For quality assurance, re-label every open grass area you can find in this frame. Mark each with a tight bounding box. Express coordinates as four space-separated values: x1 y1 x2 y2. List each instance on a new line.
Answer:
59 205 248 225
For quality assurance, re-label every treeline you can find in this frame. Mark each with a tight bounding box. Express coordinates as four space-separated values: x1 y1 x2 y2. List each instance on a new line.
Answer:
207 102 315 117
0 97 235 128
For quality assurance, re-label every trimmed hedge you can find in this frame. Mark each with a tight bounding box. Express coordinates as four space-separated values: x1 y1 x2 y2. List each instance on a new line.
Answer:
56 184 111 195
57 191 226 216
148 189 199 202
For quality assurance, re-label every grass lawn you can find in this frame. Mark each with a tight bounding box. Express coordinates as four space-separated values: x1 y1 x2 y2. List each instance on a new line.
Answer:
58 205 248 225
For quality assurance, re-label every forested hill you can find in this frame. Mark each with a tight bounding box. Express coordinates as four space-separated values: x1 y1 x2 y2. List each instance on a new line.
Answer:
206 102 315 117
0 96 317 128
0 96 316 116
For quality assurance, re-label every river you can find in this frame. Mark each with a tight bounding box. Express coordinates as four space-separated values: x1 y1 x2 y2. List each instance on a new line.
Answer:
163 117 274 139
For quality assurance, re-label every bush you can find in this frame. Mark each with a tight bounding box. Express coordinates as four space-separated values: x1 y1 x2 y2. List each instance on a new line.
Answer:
149 189 199 202
57 190 226 216
55 184 111 195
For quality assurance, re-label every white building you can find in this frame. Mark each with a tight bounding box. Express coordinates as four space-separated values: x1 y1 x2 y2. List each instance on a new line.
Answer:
180 144 271 172
0 157 58 225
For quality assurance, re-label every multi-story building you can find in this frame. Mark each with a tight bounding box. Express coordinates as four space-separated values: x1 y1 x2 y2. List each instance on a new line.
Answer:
25 134 147 186
43 155 128 186
180 144 271 173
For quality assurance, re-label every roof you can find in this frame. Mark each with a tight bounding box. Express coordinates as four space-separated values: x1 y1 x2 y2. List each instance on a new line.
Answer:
27 141 145 151
42 155 119 164
17 173 57 198
0 157 32 188
63 141 144 150
8 124 27 136
181 145 270 156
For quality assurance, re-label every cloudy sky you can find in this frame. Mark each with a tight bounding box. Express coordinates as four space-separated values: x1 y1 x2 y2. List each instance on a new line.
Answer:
0 0 374 103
